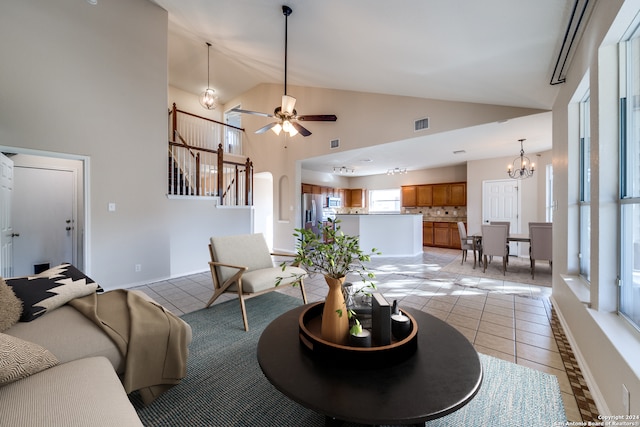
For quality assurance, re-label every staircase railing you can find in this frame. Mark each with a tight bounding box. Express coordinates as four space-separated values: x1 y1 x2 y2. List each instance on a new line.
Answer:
168 104 251 205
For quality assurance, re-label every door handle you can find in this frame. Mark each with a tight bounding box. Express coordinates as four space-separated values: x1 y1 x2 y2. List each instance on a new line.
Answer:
11 233 20 237
66 227 72 231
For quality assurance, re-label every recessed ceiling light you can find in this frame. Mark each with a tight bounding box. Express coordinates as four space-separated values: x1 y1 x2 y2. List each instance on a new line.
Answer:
86 0 97 4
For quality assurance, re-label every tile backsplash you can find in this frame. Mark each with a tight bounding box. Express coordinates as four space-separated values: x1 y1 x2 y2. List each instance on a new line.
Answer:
404 206 468 219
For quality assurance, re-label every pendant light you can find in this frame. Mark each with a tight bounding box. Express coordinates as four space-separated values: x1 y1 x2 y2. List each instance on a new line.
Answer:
199 42 218 110
507 139 535 179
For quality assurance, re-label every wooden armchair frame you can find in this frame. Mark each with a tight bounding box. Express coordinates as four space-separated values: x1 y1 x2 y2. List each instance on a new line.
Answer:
207 235 307 331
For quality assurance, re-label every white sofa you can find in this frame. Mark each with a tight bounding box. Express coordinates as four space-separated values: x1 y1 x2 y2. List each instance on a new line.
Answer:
0 289 192 427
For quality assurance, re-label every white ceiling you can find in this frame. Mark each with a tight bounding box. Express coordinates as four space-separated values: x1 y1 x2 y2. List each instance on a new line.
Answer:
153 0 571 176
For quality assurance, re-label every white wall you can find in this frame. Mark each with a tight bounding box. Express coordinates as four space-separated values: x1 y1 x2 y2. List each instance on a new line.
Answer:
551 0 640 415
0 0 252 288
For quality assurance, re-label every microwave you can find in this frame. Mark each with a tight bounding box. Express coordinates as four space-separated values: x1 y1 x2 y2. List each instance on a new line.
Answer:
327 197 342 207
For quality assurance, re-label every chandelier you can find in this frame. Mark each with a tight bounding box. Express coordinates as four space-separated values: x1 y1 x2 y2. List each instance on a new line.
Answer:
199 42 218 110
507 139 535 179
387 167 407 175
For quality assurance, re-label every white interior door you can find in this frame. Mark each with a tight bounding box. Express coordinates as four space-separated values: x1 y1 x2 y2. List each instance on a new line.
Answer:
12 166 75 276
482 179 520 254
0 153 14 277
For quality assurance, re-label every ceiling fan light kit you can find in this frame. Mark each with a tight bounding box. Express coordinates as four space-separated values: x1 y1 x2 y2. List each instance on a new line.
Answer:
230 5 337 137
199 42 218 110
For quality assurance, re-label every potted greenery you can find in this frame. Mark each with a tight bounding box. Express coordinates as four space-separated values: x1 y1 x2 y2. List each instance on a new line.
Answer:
281 218 380 345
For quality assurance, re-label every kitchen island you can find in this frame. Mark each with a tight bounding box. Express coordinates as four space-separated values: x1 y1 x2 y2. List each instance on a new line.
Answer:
335 214 423 257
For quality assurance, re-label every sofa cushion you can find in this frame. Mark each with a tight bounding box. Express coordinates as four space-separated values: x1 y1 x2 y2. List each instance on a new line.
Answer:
0 333 58 386
5 305 124 373
0 278 22 332
0 357 143 427
6 264 101 321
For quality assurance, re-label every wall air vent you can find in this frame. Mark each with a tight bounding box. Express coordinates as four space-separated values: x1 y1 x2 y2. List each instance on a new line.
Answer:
414 117 430 132
330 139 340 149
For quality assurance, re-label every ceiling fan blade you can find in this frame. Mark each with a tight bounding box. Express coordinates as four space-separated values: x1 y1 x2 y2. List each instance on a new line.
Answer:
281 95 296 115
230 108 274 118
297 114 338 122
255 122 279 134
291 121 312 137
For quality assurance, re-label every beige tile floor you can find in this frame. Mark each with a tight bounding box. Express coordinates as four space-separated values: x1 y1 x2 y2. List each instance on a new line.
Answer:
132 247 583 422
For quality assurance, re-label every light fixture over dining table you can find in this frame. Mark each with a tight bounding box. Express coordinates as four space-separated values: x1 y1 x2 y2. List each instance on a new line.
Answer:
507 139 535 179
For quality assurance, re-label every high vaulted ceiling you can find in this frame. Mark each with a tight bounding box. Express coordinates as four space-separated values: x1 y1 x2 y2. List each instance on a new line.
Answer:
153 0 573 175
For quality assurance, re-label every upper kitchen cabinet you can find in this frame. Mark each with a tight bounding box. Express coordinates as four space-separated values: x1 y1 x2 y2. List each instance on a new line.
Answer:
449 183 466 206
417 185 433 206
401 186 417 207
401 185 433 207
433 182 466 206
348 188 366 208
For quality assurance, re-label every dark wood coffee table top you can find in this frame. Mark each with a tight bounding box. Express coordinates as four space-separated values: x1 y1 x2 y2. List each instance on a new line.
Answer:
257 304 482 426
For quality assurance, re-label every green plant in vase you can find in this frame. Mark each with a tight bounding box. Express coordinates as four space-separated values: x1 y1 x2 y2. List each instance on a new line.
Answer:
280 218 380 345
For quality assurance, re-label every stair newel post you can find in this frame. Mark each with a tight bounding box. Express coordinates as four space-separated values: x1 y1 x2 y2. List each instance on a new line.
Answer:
217 143 224 202
172 103 177 143
234 166 239 204
245 158 252 206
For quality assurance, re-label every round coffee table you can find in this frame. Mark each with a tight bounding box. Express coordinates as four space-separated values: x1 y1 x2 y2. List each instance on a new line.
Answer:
257 305 482 426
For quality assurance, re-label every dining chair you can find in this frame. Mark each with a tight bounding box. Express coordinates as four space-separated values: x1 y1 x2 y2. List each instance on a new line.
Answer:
527 222 551 266
457 221 476 267
480 224 508 275
490 221 511 262
529 224 552 279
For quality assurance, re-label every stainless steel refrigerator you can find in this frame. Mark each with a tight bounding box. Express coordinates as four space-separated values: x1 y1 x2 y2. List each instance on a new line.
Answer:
302 193 324 238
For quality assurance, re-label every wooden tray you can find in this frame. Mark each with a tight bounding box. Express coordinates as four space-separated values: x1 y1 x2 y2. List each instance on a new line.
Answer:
298 302 418 369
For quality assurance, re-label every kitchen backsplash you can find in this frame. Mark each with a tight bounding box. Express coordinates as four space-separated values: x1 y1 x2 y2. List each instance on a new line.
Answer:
335 206 467 219
404 206 468 219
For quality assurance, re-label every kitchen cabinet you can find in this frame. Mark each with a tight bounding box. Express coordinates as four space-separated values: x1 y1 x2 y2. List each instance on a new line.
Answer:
432 183 466 206
423 221 465 249
432 185 449 206
450 222 461 249
401 186 417 207
402 183 462 207
449 183 466 206
422 222 434 246
347 188 365 208
417 185 433 206
433 222 450 247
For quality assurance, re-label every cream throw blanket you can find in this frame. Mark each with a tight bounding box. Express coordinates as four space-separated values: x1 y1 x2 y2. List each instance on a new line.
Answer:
69 289 189 405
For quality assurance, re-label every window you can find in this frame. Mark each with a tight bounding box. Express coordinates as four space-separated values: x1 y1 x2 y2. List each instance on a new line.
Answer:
224 107 243 156
620 29 640 329
368 189 401 213
546 164 554 222
579 93 591 283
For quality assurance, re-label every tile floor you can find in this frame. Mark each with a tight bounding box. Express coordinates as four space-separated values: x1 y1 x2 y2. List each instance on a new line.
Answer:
131 247 598 423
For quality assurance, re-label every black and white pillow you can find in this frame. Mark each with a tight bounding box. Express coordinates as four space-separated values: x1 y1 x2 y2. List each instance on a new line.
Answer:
6 264 102 322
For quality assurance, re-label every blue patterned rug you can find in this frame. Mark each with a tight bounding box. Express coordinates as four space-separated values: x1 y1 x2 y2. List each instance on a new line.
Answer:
131 293 566 426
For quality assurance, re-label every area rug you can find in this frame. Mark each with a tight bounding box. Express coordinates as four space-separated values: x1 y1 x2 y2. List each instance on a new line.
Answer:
441 254 552 287
131 293 565 426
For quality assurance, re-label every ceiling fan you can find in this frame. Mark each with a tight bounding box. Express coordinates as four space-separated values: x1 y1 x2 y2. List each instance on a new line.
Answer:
230 5 337 137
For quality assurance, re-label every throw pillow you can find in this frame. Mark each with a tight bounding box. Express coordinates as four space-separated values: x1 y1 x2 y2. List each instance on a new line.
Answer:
0 278 23 332
6 264 102 322
0 333 58 386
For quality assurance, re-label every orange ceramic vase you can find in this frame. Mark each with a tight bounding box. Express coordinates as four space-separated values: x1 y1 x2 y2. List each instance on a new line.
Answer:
321 276 349 345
